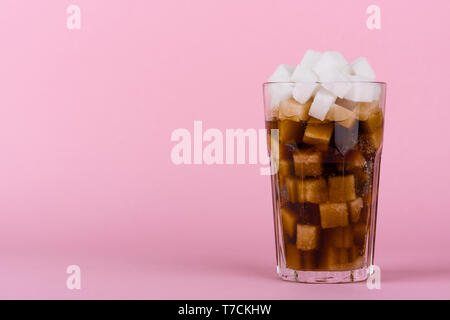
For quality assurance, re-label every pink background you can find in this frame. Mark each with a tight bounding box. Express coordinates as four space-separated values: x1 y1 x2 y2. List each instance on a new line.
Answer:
0 0 449 299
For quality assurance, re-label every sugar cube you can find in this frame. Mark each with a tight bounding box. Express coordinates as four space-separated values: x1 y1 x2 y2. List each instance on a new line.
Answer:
325 104 355 122
319 202 349 228
291 51 322 104
279 97 311 122
292 81 319 105
349 245 360 262
324 227 354 248
352 223 367 246
281 207 298 239
320 70 352 98
293 149 322 177
319 247 348 270
358 101 378 121
325 104 358 129
344 76 377 103
362 129 383 151
285 176 298 203
285 243 302 270
268 64 294 108
296 50 323 70
362 107 383 133
348 197 363 223
303 122 334 145
298 178 328 204
278 159 293 178
350 57 376 80
319 246 339 269
313 51 348 75
329 175 357 202
302 251 317 270
308 88 337 121
279 120 305 143
296 224 320 251
335 98 359 111
338 150 366 172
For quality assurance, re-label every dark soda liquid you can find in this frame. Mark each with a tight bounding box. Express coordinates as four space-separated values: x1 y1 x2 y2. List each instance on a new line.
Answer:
266 105 383 272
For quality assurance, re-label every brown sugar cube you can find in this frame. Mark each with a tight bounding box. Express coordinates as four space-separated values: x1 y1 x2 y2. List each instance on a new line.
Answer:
319 246 339 269
320 247 350 270
355 169 370 196
349 256 364 270
335 98 359 111
293 149 322 177
325 104 355 122
325 104 358 129
352 223 367 246
279 97 311 122
328 175 357 202
337 113 358 129
362 107 383 133
296 224 320 251
366 129 383 150
302 250 317 270
348 245 365 269
285 176 298 203
338 150 367 172
349 245 358 260
279 120 304 143
302 123 334 146
348 197 363 223
281 207 298 239
285 243 302 270
358 101 378 121
339 247 349 265
278 159 293 178
319 202 349 229
298 178 328 204
323 227 354 248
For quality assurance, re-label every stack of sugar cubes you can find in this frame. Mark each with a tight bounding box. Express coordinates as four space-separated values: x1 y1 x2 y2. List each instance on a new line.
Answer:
268 50 380 121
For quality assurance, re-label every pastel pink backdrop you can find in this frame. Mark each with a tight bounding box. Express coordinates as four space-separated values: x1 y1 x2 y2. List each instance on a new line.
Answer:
0 0 449 299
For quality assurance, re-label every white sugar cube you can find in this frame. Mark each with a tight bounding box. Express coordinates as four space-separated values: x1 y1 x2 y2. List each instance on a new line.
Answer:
313 51 348 75
309 88 337 120
292 82 318 104
291 51 320 83
350 57 376 80
341 64 354 76
291 68 319 104
269 64 294 82
269 84 293 108
344 75 378 102
372 83 381 101
319 69 352 98
268 64 294 108
294 50 322 74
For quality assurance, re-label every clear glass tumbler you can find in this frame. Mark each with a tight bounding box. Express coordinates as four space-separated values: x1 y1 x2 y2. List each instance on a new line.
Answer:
263 81 386 283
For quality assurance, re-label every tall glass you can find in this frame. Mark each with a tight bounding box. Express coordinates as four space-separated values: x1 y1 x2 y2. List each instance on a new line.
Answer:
263 82 386 283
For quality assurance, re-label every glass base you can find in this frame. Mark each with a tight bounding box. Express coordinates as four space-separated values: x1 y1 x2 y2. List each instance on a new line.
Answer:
277 266 369 284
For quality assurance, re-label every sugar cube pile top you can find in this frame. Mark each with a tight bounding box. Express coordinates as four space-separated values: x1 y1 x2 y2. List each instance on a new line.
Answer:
268 50 380 121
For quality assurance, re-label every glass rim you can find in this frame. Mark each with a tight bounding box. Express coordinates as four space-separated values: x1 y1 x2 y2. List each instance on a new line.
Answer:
263 81 386 85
